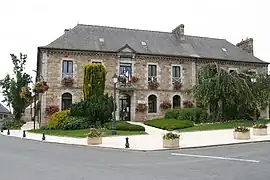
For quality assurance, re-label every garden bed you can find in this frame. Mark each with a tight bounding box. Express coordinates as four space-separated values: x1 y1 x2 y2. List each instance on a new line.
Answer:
144 118 194 130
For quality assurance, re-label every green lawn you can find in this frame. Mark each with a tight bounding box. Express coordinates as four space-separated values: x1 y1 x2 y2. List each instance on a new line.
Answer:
28 129 146 138
179 119 270 132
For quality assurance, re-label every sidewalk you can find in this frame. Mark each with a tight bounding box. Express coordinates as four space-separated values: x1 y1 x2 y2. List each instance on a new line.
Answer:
1 122 270 151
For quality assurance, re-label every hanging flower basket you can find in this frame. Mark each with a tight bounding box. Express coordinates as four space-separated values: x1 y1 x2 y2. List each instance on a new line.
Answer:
136 103 147 112
183 100 194 108
20 87 32 99
148 81 159 89
173 82 183 90
62 77 74 86
160 101 172 110
33 81 49 93
131 76 139 83
45 105 60 116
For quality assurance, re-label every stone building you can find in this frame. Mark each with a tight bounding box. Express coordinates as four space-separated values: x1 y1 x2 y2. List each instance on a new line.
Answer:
36 24 269 125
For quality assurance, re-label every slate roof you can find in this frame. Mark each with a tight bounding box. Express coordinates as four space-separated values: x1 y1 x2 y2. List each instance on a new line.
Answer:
0 103 9 114
42 24 268 64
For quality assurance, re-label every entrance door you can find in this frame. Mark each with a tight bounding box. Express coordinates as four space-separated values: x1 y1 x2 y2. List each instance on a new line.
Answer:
119 94 131 121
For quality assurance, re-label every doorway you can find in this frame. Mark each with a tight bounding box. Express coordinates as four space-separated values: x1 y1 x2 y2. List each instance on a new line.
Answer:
119 94 131 121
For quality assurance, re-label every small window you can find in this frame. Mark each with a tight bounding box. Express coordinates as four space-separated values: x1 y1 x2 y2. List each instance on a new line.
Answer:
0 114 3 119
148 64 157 82
3 114 8 118
92 61 102 64
148 95 157 113
61 93 72 110
172 66 181 83
62 60 73 78
229 68 237 73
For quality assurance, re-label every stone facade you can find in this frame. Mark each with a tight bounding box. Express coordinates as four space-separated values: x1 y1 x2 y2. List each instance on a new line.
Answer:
37 48 269 125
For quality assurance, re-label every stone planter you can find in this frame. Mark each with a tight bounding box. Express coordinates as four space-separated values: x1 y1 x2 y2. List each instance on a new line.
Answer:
87 137 102 145
233 131 250 140
163 139 179 148
253 128 268 136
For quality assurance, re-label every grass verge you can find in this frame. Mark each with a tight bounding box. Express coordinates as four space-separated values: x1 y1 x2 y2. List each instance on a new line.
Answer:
28 129 146 138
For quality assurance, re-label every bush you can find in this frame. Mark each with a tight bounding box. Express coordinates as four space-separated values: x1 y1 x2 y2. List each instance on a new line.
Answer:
48 110 70 129
163 132 180 140
61 116 89 130
70 93 114 126
165 108 208 124
105 121 145 131
144 118 194 130
1 120 25 130
87 128 102 137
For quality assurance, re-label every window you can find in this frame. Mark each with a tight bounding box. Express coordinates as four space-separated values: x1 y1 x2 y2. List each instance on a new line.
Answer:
148 64 157 82
0 114 2 119
119 62 132 76
228 68 237 73
173 95 181 108
148 95 157 113
61 93 72 110
172 66 181 83
62 60 73 78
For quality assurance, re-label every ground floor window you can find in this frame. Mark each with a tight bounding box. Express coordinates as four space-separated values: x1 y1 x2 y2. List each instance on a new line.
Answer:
148 95 157 113
61 93 72 110
173 95 181 108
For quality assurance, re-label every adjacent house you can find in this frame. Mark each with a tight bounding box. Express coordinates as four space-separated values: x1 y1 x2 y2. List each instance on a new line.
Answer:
36 24 269 125
0 103 10 120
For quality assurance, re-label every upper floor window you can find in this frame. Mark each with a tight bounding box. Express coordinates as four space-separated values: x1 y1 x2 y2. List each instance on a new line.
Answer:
119 62 132 77
148 64 157 82
62 60 73 78
172 66 182 83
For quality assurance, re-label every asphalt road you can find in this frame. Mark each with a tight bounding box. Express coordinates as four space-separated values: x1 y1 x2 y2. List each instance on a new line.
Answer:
1 135 270 180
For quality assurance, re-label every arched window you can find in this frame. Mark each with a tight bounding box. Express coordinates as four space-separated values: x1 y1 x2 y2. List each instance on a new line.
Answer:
61 93 72 110
173 95 181 108
148 95 157 113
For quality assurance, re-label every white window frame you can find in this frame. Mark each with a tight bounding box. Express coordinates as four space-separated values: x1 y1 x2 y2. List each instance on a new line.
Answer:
61 58 74 79
171 64 183 84
228 68 238 73
147 63 158 82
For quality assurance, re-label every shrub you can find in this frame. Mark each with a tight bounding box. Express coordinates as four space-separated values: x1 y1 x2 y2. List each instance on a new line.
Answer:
144 118 194 130
48 110 70 129
61 116 89 130
234 126 250 132
105 121 145 131
87 128 102 137
1 120 25 130
165 108 208 124
70 93 114 126
163 132 180 140
253 124 267 129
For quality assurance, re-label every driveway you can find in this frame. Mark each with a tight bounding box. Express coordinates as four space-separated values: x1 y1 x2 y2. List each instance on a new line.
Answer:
0 135 270 180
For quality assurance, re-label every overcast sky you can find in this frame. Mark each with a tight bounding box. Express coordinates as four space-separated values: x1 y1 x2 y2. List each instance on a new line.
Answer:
0 0 269 107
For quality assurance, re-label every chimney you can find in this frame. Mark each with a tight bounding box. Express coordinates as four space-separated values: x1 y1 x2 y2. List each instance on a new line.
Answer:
172 24 185 40
236 38 254 55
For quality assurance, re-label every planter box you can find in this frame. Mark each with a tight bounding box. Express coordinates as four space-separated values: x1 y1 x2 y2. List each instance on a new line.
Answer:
253 128 268 136
163 139 179 148
87 137 102 145
233 131 250 140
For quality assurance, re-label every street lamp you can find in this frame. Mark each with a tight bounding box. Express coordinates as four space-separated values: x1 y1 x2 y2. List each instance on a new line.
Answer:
112 73 118 135
251 76 258 124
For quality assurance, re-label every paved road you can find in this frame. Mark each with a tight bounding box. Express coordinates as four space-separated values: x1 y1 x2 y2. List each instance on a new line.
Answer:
1 135 270 180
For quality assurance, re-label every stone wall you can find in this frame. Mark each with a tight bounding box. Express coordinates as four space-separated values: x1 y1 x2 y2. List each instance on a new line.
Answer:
38 49 269 124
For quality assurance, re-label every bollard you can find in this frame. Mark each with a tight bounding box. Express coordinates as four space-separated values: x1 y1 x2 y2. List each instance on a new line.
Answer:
1 128 3 133
42 133 46 141
125 137 130 148
23 130 26 138
7 129 10 135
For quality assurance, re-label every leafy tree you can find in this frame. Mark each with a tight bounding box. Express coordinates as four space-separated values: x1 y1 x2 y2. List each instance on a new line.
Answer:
0 53 32 120
193 63 270 121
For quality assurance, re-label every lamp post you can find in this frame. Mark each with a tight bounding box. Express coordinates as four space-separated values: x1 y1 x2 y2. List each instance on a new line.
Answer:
112 73 118 135
251 77 257 124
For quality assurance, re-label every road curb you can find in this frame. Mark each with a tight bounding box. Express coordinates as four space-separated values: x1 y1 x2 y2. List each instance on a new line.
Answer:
1 132 270 152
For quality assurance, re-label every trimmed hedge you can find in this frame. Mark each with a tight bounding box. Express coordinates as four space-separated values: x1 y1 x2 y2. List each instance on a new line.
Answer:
105 121 145 131
165 108 208 124
144 118 194 130
61 116 89 130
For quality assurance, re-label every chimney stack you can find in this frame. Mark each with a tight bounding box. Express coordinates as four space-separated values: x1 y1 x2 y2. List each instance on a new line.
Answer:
64 29 71 33
172 24 185 40
236 38 254 55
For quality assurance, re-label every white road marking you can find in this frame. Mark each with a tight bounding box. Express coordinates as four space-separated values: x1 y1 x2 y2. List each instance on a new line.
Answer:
171 153 260 163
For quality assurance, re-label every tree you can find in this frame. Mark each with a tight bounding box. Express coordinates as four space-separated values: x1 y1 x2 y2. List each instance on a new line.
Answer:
193 63 270 121
83 64 106 100
0 53 32 121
